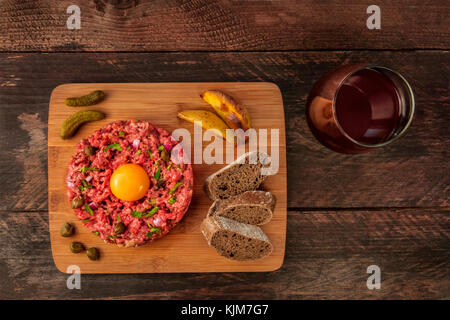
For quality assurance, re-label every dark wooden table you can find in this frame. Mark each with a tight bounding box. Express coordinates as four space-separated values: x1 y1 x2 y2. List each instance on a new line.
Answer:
0 0 448 299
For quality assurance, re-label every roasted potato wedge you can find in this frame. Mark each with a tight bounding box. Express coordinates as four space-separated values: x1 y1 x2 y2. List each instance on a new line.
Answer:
178 110 234 143
200 90 251 131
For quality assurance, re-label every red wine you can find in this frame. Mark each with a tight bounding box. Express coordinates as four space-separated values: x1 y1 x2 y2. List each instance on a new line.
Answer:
335 69 401 145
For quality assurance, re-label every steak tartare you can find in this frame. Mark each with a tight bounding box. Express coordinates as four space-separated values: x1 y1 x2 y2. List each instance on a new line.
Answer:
66 120 194 247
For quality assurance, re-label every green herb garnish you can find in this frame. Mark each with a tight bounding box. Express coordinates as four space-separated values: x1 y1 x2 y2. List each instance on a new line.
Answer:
144 206 159 218
81 179 93 189
119 131 125 136
154 161 161 180
158 145 164 151
104 143 122 153
131 211 144 218
137 150 141 155
146 224 161 237
132 207 159 219
146 149 153 160
84 204 93 216
169 182 183 195
83 218 90 223
167 162 172 170
108 235 116 241
79 179 93 191
154 168 161 180
93 231 99 236
117 214 120 222
168 196 176 204
80 166 101 173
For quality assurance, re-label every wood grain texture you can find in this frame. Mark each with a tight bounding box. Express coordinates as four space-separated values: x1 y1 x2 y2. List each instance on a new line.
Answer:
1 0 449 51
0 50 448 298
48 82 287 273
0 208 448 299
0 51 448 212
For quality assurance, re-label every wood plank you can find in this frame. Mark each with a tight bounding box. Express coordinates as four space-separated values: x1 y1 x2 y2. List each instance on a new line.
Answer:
0 51 448 211
1 0 449 51
48 82 287 273
0 208 448 299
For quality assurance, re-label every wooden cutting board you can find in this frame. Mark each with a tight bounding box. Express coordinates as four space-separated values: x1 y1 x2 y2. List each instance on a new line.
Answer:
48 83 286 273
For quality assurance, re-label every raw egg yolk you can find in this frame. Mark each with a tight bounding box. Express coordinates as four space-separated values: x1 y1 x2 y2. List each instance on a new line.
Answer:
110 164 150 201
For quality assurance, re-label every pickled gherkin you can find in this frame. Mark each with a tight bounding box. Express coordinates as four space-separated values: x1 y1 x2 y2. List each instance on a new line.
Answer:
65 90 105 106
60 110 105 139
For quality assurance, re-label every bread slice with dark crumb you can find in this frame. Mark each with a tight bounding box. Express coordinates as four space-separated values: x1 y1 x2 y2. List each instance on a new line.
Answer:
204 151 271 201
207 191 275 225
201 216 273 261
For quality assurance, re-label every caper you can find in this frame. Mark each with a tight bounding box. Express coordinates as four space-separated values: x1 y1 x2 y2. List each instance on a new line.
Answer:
87 247 99 261
70 241 84 253
60 222 74 237
156 179 165 190
114 222 125 235
85 145 95 156
71 196 84 209
161 149 170 162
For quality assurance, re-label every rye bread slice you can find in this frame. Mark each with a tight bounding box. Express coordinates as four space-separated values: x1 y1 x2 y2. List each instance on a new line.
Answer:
204 151 271 200
207 191 275 225
201 216 273 261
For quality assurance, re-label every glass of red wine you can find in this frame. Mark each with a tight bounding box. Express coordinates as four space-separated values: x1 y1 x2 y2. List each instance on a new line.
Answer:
306 64 415 154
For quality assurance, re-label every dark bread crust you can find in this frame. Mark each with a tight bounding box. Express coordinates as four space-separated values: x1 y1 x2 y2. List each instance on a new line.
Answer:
201 216 273 261
207 191 275 225
204 151 271 201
